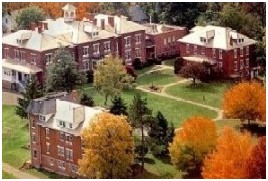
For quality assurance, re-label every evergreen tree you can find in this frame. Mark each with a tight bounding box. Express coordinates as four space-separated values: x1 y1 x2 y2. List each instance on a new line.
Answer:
128 93 153 173
80 93 94 107
16 76 44 119
109 96 128 116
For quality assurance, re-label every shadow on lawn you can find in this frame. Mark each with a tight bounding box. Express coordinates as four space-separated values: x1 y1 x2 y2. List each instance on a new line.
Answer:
131 164 161 179
240 123 266 137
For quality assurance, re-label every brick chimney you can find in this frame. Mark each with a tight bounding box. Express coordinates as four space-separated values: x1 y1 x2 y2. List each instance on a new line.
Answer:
70 90 78 102
101 19 105 30
93 18 97 26
37 25 42 33
43 22 48 30
108 16 114 27
30 22 36 31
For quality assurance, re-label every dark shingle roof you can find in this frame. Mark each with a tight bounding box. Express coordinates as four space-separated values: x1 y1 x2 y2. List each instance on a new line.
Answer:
128 5 148 23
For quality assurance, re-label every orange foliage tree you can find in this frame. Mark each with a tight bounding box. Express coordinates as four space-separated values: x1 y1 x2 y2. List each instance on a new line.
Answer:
202 126 254 179
246 136 266 179
222 82 266 124
3 2 30 13
30 2 99 20
169 116 217 176
78 112 134 179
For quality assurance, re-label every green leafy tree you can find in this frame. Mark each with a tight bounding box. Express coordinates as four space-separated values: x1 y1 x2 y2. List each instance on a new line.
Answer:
45 46 86 93
16 76 44 119
110 96 128 116
80 93 94 107
15 6 46 29
94 55 135 106
147 111 175 157
128 93 153 173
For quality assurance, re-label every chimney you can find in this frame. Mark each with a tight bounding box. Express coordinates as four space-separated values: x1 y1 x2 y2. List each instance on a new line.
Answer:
101 19 105 30
43 22 48 30
37 25 42 33
108 16 114 27
30 22 36 31
93 18 97 26
70 90 78 102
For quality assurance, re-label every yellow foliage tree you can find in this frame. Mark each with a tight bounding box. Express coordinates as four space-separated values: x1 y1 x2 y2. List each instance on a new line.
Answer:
78 112 134 179
202 126 254 179
169 116 217 176
223 82 266 124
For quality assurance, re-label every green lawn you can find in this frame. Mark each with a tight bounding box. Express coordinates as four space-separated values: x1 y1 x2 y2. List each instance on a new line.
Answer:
2 171 16 179
163 59 176 67
136 68 180 86
165 83 232 108
80 86 217 128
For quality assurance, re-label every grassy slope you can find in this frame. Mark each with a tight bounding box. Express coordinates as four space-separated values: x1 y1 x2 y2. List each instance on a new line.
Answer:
2 171 16 179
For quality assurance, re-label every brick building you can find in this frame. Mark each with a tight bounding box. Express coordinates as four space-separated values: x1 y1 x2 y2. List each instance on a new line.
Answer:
27 92 105 178
2 4 147 91
178 25 257 78
143 23 187 60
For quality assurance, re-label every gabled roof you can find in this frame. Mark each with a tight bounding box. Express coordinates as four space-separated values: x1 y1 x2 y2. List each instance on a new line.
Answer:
62 4 76 11
179 25 257 50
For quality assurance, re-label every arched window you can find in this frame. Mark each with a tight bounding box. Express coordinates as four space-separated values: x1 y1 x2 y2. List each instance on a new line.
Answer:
65 12 69 17
70 12 74 17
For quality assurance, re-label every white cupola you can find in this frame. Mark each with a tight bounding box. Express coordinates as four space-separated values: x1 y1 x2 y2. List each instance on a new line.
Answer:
62 4 76 22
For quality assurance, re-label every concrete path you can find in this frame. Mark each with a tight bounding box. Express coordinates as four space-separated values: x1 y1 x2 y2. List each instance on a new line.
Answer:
2 163 39 179
136 79 223 120
2 91 22 106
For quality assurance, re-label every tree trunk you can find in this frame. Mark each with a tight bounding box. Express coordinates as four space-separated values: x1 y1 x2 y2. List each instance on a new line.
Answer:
193 77 196 86
141 124 144 174
104 94 108 106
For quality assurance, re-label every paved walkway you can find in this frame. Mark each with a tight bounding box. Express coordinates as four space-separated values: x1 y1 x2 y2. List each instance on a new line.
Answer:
2 91 22 105
136 78 223 120
2 163 39 179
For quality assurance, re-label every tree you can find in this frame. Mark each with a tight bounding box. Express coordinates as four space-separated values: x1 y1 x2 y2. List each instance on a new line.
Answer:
78 112 134 179
15 6 46 30
169 116 217 177
3 2 30 14
45 46 86 93
80 93 94 107
109 96 128 116
16 76 44 119
132 58 143 70
202 126 254 179
174 57 184 74
179 62 207 85
99 2 129 16
94 55 135 105
222 82 266 125
246 136 266 179
128 93 153 173
147 111 174 157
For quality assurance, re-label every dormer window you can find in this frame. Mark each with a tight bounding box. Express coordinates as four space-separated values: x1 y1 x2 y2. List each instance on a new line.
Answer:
69 123 73 129
17 39 22 44
39 115 45 121
200 37 207 43
59 120 66 128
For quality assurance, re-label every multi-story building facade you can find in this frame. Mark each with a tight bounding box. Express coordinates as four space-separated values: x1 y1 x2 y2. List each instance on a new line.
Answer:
27 92 105 178
178 25 257 78
143 23 187 60
2 4 147 91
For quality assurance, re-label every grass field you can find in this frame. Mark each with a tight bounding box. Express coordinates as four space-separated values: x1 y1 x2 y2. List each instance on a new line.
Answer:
165 83 232 108
2 171 16 179
163 59 176 67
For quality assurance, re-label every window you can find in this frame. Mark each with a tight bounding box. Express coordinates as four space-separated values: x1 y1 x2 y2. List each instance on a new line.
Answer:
234 49 237 59
219 62 223 69
125 36 131 46
39 115 45 121
240 48 243 57
58 161 65 170
59 132 65 141
194 45 197 54
71 166 77 173
125 50 131 61
212 49 216 58
66 148 73 161
200 37 207 43
50 159 54 166
135 48 141 58
14 50 19 59
32 120 36 129
59 121 66 128
32 133 36 143
5 18 8 24
30 53 36 65
83 61 90 71
168 37 171 43
104 41 111 52
219 50 222 59
93 43 100 54
135 34 141 44
164 39 167 45
45 128 49 139
20 51 25 60
240 59 244 68
45 53 53 65
246 46 249 55
46 142 50 154
246 58 249 67
186 44 190 53
115 41 119 52
33 150 37 159
234 61 238 71
57 146 64 157
172 36 175 42
83 46 89 56
4 48 9 58
201 47 205 54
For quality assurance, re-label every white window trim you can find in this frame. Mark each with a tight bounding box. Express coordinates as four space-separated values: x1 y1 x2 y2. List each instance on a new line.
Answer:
246 46 249 55
240 59 244 68
50 159 54 166
219 61 223 68
168 37 171 43
83 46 89 56
135 48 141 58
104 41 111 52
30 53 37 65
83 60 90 71
46 142 50 154
31 120 36 129
124 36 131 46
32 132 36 143
234 49 237 59
194 45 197 55
125 50 131 61
246 58 249 67
45 53 53 65
135 34 141 44
212 49 216 58
14 50 19 60
4 48 9 58
201 47 205 55
234 61 238 71
93 43 100 54
20 51 26 61
115 42 119 52
186 44 190 53
172 36 175 42
45 128 49 139
240 47 243 57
